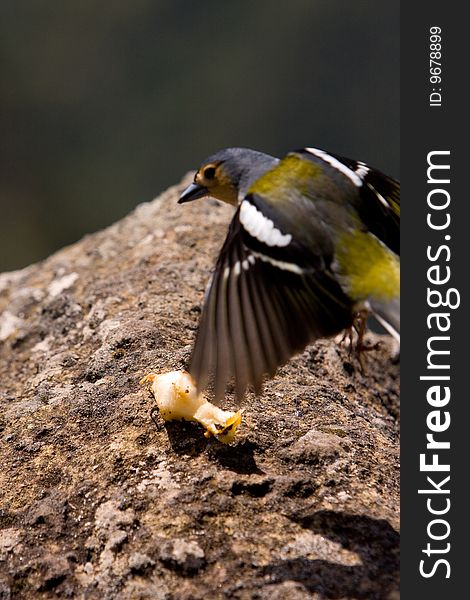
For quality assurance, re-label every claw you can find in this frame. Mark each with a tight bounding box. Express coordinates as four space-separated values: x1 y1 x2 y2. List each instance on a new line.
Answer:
340 309 380 373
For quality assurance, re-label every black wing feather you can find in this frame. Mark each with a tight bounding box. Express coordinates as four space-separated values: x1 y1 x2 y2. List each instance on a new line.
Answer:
328 151 400 256
298 148 400 255
189 209 353 404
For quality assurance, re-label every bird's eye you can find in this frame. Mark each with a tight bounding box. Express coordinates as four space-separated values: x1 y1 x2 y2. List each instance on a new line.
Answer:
203 166 216 180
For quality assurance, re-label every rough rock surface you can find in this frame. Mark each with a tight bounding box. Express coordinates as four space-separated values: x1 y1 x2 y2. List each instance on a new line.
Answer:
0 176 400 599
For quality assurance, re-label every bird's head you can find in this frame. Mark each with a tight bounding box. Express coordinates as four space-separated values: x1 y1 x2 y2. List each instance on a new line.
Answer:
178 147 278 206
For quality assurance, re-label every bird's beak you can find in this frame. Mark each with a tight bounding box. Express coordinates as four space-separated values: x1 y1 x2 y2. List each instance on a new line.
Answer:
178 182 209 204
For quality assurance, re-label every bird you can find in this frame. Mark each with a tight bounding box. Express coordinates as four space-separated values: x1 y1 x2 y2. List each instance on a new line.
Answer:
178 146 400 403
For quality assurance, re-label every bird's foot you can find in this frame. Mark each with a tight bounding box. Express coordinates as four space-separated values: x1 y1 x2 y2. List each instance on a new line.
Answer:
341 310 381 373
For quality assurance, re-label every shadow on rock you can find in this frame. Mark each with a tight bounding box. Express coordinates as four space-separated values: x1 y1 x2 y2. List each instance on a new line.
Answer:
161 420 209 456
262 510 399 599
156 414 264 475
208 440 264 475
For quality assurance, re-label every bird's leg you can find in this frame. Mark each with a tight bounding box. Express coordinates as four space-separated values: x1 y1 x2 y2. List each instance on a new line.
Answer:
339 310 381 372
352 309 381 372
339 326 355 351
354 309 368 349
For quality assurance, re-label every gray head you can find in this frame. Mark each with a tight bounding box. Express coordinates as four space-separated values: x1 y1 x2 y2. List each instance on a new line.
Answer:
178 147 279 206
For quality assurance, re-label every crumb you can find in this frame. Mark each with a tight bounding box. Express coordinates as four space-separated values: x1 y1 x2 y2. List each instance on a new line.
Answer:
140 371 243 444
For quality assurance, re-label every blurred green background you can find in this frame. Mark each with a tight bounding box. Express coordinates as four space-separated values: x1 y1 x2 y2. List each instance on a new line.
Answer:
0 1 399 273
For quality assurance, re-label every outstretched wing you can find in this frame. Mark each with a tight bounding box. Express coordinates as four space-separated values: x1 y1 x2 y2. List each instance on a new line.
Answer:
189 204 353 404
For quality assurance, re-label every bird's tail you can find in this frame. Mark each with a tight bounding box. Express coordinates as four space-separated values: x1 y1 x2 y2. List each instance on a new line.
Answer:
370 297 400 344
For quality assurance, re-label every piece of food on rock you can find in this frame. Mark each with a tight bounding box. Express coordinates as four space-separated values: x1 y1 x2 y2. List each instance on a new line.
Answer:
140 371 243 444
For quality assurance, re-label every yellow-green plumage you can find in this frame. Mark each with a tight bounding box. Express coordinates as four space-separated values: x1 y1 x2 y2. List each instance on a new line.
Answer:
250 154 322 197
335 231 400 302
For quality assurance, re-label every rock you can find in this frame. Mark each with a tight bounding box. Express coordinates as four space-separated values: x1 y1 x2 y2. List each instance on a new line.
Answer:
257 580 315 600
106 530 128 552
94 500 136 538
0 176 399 599
0 581 10 600
24 491 66 531
127 552 155 574
159 539 205 575
281 428 350 464
32 554 71 592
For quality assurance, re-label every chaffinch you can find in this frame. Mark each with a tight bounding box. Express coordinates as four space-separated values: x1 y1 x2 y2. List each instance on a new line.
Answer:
179 146 400 402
